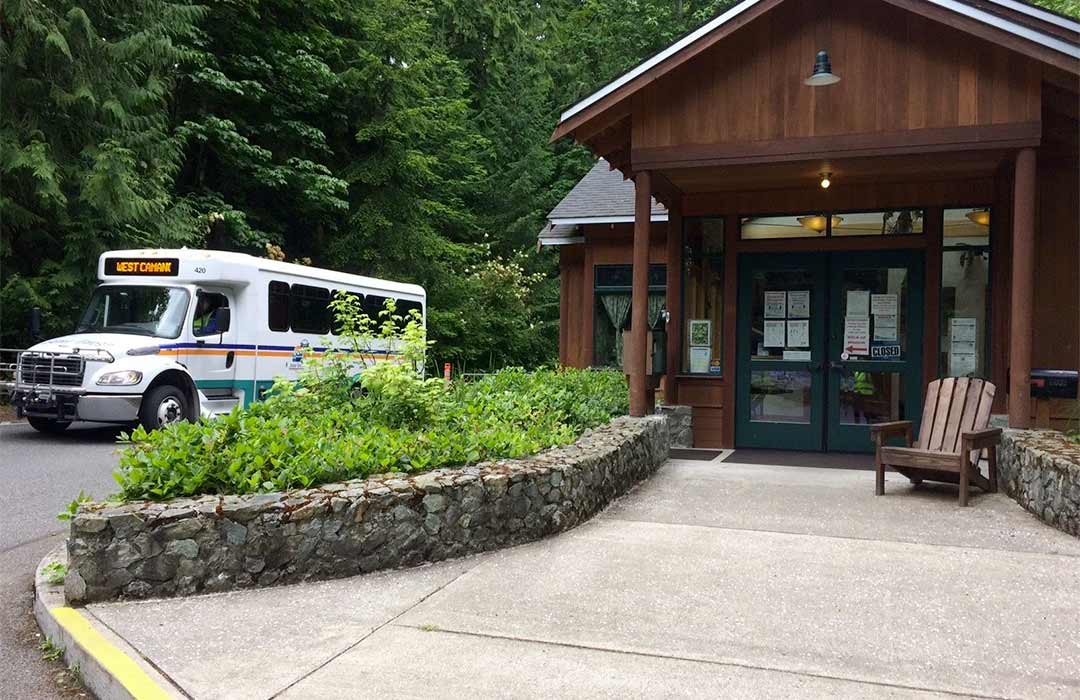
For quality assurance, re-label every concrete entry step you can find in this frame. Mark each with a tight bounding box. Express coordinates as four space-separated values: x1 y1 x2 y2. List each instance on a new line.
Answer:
724 448 874 470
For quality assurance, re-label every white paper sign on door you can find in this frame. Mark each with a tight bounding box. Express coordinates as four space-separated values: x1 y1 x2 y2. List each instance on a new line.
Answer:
843 316 870 355
950 352 977 376
787 290 810 318
764 320 786 347
689 346 710 373
764 291 786 319
874 314 898 341
951 317 977 343
847 290 870 316
870 294 898 317
786 319 809 347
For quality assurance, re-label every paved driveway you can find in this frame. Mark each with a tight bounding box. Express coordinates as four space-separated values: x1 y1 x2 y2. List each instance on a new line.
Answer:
88 456 1080 699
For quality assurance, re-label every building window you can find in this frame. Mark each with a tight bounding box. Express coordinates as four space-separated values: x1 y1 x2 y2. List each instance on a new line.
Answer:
941 207 991 378
592 264 666 368
683 218 724 375
740 209 924 239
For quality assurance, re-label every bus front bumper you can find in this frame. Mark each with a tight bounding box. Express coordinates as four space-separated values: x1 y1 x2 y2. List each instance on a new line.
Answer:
13 389 141 423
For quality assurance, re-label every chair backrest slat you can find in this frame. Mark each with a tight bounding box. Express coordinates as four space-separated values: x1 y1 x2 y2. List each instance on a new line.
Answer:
914 377 997 455
926 377 956 451
941 377 970 453
953 378 985 453
970 381 997 461
916 379 941 449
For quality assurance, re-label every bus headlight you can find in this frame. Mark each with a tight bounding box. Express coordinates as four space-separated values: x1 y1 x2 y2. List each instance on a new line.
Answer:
96 370 143 386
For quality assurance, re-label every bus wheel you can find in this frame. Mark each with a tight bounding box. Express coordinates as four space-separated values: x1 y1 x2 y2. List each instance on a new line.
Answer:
28 417 72 434
139 385 189 430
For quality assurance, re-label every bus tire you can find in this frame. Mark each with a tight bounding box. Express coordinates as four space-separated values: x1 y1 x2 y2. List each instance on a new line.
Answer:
28 417 72 434
139 384 190 431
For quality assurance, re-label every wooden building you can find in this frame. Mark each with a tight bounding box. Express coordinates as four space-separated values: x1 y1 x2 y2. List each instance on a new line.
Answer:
543 0 1079 450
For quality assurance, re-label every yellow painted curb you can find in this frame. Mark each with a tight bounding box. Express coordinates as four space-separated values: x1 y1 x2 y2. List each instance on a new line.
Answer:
49 606 172 700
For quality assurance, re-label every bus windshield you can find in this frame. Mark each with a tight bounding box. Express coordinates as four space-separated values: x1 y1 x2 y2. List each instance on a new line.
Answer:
76 286 190 338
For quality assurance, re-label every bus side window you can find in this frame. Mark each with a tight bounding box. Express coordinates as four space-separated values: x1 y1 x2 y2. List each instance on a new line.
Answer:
363 294 387 321
330 291 363 335
268 281 289 331
396 299 423 330
290 284 331 334
193 291 230 336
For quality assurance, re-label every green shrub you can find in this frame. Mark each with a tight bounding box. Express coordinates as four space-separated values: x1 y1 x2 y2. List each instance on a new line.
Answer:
112 295 627 501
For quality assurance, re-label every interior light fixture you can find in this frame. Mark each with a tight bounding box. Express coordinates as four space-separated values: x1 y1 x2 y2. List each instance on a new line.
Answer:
965 208 990 227
820 172 832 189
797 215 843 233
804 50 841 86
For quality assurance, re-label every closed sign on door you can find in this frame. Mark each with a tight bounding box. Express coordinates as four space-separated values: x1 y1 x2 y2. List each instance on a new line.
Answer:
871 344 901 359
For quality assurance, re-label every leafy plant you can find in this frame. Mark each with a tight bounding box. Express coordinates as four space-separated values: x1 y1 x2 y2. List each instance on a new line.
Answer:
42 562 68 586
39 638 63 663
111 300 627 501
57 492 93 522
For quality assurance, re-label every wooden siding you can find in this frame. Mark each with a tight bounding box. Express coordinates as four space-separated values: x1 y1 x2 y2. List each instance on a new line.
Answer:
631 0 1042 157
557 223 669 370
1032 156 1079 372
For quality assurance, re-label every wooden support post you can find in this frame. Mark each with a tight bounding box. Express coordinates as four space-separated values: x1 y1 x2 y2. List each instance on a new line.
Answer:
665 197 683 404
630 170 652 416
1008 147 1036 428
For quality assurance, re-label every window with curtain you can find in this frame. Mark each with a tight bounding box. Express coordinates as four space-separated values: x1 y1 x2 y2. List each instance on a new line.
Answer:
683 218 724 374
592 265 666 367
941 207 991 378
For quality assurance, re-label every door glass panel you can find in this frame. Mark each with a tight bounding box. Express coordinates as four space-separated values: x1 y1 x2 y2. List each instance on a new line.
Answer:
750 269 814 360
750 370 812 424
837 370 904 425
941 208 990 378
839 267 909 358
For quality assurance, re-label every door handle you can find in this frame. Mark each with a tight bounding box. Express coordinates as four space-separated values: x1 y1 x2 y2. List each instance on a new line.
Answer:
225 351 235 369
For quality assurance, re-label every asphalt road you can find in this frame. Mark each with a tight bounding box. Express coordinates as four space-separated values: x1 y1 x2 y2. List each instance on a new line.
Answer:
1 422 126 699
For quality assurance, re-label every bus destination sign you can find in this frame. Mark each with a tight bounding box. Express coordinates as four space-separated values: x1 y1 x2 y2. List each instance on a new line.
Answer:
104 258 180 276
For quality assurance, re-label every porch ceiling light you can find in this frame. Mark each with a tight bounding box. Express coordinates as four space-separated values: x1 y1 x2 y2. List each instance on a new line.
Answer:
820 172 832 189
804 50 840 87
797 215 842 233
966 208 991 227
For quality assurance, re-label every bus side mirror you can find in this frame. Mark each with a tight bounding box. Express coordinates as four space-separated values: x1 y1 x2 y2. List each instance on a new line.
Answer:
29 307 42 340
215 307 231 334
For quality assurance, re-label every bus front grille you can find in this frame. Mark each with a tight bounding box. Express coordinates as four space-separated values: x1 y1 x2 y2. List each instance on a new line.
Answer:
17 352 86 388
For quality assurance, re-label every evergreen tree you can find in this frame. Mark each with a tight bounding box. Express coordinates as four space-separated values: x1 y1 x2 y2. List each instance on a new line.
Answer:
1 0 206 344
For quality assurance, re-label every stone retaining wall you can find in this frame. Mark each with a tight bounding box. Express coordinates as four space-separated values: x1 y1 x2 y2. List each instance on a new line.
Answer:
66 415 669 603
657 405 692 448
999 429 1080 537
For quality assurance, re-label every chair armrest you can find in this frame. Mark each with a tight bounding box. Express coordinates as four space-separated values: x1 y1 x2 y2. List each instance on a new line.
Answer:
869 420 913 445
961 427 1001 450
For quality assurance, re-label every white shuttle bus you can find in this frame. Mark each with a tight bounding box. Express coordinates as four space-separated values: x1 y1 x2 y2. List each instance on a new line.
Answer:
12 249 425 433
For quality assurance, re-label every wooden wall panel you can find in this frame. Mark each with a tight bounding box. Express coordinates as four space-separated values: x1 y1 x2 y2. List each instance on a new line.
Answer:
676 378 727 448
1032 157 1080 372
632 0 1041 151
558 246 587 369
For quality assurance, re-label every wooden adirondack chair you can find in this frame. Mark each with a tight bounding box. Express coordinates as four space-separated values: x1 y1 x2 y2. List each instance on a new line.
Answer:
870 377 1001 506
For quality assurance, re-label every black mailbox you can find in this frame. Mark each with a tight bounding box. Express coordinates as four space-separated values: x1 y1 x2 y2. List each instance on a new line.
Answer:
1030 369 1078 399
650 313 667 376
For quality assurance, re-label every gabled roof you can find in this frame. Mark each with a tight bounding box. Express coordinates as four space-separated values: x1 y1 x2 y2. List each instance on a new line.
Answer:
548 160 666 222
538 160 667 246
552 0 1080 143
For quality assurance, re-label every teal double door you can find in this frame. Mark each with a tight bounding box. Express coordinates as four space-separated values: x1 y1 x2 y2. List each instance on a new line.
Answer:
735 251 924 452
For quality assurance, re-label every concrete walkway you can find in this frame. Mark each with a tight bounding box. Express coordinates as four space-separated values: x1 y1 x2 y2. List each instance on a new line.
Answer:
82 456 1080 699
